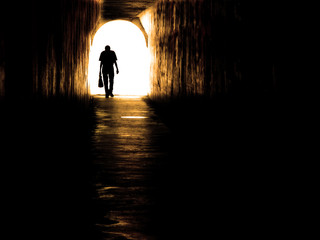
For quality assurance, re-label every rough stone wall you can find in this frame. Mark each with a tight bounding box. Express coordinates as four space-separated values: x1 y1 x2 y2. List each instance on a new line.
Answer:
0 25 4 98
0 0 101 101
141 0 287 102
0 1 101 237
0 2 8 99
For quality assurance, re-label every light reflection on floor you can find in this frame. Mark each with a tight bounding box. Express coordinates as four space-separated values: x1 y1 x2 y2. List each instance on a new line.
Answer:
121 116 148 119
92 95 170 239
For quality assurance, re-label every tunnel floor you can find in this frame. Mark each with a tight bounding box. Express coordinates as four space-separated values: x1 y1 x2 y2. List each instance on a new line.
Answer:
1 94 303 239
88 94 301 239
89 94 241 239
91 95 174 239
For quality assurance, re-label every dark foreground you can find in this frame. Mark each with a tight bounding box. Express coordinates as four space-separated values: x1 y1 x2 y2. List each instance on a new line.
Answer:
1 95 312 239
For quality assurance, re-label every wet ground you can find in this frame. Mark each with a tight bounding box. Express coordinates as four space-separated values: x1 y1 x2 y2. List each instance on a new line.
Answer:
1 94 309 239
88 94 307 239
91 95 172 239
90 94 248 239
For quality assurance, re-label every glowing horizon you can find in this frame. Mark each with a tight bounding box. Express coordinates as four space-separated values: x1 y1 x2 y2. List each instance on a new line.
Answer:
88 20 150 96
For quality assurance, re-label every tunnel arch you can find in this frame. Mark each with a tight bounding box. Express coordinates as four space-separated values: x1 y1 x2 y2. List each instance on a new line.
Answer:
131 18 148 47
88 20 150 96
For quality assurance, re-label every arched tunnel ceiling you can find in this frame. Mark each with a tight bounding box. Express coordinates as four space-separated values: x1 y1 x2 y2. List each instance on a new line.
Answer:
102 0 157 20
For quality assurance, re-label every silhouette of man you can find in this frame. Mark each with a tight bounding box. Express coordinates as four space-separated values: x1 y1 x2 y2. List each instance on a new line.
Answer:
99 45 119 98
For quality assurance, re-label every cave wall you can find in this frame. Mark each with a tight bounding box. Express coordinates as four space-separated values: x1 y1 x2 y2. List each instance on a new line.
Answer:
0 1 102 237
140 0 288 103
0 0 101 101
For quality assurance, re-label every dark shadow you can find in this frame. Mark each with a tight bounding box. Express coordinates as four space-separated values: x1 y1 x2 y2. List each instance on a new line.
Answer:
0 97 104 239
144 94 304 239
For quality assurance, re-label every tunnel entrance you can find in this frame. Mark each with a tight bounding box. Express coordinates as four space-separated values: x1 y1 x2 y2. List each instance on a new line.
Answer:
88 20 150 96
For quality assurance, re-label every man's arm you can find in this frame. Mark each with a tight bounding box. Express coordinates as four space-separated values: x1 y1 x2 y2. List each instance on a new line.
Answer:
114 61 119 74
99 52 103 76
114 52 119 74
99 61 103 75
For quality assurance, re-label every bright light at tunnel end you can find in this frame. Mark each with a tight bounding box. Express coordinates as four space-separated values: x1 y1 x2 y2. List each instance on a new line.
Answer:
88 20 150 96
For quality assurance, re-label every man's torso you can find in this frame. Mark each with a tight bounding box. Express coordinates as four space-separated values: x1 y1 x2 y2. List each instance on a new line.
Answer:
100 51 117 72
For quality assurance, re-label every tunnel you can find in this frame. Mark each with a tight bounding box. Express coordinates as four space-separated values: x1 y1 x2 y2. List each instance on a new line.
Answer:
0 0 311 239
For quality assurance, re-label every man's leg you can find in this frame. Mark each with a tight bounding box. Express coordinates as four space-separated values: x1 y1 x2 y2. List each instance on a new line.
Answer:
109 72 114 97
103 72 109 98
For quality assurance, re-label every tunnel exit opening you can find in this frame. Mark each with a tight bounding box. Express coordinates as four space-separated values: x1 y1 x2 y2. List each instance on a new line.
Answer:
88 20 150 96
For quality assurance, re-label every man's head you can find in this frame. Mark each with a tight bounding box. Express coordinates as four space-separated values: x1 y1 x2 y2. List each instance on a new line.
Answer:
105 45 111 51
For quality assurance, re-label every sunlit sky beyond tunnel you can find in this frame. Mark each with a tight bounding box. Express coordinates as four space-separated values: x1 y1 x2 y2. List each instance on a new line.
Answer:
88 20 150 96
